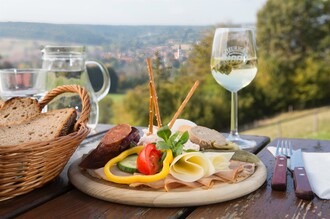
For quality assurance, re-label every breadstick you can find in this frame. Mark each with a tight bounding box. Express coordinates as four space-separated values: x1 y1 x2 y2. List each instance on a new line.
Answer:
168 80 200 128
148 82 154 135
146 58 162 128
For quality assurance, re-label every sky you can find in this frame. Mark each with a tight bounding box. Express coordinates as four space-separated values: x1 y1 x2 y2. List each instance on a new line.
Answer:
0 0 267 26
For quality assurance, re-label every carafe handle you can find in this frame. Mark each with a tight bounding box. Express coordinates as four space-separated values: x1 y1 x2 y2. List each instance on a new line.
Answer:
86 61 111 101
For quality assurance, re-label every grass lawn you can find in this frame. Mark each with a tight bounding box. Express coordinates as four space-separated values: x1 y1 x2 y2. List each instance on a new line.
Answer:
242 106 330 141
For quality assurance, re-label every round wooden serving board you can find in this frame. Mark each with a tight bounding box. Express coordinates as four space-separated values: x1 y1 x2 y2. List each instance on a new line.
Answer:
68 159 267 207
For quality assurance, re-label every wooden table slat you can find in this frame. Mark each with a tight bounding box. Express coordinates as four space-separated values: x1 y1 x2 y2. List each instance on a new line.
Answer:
187 138 330 219
15 190 192 219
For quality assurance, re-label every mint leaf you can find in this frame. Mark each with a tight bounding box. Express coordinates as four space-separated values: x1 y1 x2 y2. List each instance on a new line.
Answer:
156 125 189 157
156 141 171 150
157 126 171 141
173 143 184 157
177 131 189 144
169 131 180 143
160 151 167 163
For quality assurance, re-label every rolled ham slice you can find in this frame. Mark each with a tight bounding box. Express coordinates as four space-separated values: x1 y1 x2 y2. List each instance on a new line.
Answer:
129 160 255 191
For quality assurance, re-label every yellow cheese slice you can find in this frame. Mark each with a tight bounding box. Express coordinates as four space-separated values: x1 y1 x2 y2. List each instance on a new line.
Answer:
203 152 234 171
170 152 234 182
170 152 215 182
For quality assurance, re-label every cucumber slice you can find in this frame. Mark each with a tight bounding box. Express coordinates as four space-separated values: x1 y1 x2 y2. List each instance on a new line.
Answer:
117 154 138 173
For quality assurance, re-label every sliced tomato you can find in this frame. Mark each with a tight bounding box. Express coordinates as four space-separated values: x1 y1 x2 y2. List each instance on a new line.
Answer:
137 143 162 175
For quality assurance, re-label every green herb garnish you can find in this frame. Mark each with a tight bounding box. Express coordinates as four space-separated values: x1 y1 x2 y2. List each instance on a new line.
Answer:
213 62 233 75
156 125 189 157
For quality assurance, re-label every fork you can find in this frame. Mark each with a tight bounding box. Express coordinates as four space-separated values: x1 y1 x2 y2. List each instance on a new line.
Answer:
278 140 293 158
271 140 291 191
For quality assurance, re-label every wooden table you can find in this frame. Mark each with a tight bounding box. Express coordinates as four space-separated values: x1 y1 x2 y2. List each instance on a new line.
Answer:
2 126 328 218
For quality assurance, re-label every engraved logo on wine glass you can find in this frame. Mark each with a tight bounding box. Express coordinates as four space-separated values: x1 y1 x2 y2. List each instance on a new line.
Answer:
213 46 247 75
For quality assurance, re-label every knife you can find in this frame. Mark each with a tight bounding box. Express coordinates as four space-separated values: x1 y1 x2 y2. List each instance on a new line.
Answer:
290 149 315 200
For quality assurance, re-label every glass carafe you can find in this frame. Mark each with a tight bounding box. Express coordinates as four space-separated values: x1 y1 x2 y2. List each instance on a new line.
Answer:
41 46 110 130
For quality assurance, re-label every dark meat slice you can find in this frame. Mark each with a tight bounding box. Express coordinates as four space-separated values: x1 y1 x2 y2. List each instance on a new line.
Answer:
79 124 140 169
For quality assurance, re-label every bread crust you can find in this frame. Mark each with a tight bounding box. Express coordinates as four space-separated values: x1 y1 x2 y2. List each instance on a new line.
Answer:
0 97 41 126
58 109 77 136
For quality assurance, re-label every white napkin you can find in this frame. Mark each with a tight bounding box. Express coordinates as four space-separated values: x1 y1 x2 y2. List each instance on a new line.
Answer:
268 146 330 199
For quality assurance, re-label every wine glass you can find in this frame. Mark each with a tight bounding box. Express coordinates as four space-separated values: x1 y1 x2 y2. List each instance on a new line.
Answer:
0 69 47 101
210 27 258 149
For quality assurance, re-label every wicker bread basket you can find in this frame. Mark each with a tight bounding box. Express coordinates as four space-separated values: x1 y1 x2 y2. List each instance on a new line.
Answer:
0 85 91 201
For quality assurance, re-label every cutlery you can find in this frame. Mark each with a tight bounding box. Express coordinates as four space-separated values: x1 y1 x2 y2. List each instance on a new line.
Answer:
290 149 315 200
271 140 289 191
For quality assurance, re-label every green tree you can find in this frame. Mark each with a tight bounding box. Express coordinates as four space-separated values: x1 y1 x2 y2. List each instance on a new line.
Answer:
256 0 330 111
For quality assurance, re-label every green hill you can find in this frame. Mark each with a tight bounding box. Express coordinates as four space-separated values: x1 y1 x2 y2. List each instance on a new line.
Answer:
0 22 207 46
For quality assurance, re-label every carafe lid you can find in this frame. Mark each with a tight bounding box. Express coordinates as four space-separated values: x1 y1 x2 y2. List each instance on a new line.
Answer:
41 45 86 58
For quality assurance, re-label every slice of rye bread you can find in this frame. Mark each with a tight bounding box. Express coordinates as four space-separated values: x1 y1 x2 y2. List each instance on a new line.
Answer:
0 97 41 126
189 125 227 149
0 108 77 146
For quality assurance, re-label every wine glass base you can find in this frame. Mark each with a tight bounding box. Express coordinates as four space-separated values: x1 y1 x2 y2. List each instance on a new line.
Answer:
226 135 256 149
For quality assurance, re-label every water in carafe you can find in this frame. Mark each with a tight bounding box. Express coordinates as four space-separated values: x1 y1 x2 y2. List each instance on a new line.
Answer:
41 46 110 130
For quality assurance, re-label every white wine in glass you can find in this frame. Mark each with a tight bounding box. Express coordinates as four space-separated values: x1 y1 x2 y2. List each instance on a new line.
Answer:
210 28 257 149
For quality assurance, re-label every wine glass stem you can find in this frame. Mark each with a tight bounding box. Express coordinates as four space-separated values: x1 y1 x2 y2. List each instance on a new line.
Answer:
230 92 239 138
